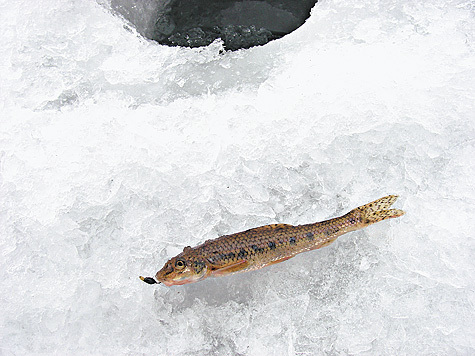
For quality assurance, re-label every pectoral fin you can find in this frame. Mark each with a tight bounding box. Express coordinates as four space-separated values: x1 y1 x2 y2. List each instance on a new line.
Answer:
211 260 250 277
265 255 293 267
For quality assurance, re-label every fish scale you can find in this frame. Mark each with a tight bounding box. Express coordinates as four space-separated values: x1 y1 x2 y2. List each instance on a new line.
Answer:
140 195 405 286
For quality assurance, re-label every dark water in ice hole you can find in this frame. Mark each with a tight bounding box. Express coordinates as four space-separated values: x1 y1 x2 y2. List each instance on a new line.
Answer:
112 0 318 50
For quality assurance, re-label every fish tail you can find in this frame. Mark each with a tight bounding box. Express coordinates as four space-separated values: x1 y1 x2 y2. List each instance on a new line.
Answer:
351 195 405 227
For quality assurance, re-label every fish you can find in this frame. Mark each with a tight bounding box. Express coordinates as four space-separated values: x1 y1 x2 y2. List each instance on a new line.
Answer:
140 195 404 286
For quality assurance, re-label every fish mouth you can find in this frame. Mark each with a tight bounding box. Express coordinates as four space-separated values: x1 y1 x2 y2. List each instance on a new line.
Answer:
157 272 206 286
159 275 196 286
161 279 190 286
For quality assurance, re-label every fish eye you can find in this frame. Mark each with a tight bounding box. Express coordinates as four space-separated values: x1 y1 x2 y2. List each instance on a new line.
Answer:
175 260 185 269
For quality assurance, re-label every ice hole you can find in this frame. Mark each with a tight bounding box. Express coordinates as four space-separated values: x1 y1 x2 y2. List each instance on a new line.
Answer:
112 0 318 50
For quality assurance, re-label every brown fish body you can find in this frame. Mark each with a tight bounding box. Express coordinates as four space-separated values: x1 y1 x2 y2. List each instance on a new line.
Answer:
144 195 404 286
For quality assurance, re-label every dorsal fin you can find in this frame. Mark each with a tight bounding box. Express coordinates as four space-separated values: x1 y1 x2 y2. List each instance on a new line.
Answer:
249 223 293 232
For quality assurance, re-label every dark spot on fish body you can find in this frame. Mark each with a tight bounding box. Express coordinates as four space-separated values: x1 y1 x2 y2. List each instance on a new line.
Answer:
349 217 357 224
306 232 314 240
289 236 296 245
251 244 264 253
193 261 206 273
238 249 247 258
268 241 276 250
219 253 228 261
227 252 235 259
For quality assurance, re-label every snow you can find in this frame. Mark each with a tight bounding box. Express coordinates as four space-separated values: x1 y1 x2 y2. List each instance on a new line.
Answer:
1 0 474 355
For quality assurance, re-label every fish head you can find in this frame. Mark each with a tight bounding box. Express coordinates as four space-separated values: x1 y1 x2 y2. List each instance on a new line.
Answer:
155 252 209 286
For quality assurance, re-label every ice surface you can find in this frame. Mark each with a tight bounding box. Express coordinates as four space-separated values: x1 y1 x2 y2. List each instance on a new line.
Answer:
1 0 474 355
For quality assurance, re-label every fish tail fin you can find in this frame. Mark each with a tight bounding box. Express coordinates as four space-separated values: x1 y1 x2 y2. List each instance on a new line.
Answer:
351 195 405 227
